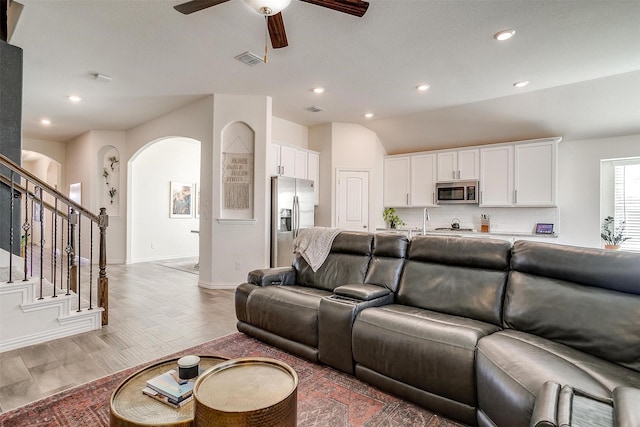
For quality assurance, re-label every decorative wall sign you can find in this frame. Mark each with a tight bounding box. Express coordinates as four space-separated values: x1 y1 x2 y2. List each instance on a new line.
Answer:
170 181 193 218
223 152 253 210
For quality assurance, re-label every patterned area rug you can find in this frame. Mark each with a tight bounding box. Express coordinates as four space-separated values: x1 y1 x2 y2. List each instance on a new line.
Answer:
156 257 199 275
0 333 466 427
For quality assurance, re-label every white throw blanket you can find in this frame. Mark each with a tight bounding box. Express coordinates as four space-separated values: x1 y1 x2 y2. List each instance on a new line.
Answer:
293 227 342 272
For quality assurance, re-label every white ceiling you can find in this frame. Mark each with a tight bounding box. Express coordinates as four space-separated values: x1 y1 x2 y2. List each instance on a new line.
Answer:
10 0 640 154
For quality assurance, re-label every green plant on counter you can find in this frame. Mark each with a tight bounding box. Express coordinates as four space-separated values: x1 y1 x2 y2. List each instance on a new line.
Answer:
383 208 405 229
601 216 630 247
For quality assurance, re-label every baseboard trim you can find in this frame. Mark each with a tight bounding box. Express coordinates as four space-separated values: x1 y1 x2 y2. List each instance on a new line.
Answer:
198 280 237 290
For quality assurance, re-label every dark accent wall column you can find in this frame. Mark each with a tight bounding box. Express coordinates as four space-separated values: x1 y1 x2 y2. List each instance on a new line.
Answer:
0 40 23 254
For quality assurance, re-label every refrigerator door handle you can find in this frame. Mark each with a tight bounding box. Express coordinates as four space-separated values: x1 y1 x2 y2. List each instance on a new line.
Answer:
293 195 299 238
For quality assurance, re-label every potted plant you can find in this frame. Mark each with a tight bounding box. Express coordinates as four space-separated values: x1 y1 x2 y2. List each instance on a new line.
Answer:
601 216 630 249
383 208 405 229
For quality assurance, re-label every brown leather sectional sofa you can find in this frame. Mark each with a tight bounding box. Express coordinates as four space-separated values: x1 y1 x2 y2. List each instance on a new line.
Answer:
235 232 640 426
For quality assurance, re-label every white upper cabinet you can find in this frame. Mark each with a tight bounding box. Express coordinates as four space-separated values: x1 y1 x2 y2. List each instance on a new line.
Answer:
272 143 320 204
384 154 437 207
294 149 308 179
384 156 411 207
514 140 557 206
480 146 514 206
410 153 437 206
437 149 479 181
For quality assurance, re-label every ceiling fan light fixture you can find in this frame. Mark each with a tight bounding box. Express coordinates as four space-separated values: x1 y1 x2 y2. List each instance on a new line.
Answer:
494 29 516 41
243 0 291 16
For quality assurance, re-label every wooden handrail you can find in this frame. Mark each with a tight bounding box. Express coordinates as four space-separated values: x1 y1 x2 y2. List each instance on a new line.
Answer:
0 153 99 222
0 173 69 220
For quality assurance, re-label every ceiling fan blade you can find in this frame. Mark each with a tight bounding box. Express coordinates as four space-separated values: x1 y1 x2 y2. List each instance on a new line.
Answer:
267 12 288 49
173 0 231 15
299 0 369 17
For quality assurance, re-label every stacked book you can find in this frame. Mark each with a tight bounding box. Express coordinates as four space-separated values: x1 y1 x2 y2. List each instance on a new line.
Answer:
143 369 195 408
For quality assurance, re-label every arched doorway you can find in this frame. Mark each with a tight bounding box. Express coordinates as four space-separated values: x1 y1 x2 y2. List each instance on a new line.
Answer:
127 137 201 264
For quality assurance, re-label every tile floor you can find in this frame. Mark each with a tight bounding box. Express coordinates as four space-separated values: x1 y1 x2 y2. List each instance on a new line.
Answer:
0 260 237 412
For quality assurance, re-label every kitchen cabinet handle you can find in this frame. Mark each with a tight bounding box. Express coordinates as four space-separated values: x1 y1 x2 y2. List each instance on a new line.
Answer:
432 192 435 205
480 191 483 204
514 189 518 204
457 170 461 180
452 171 455 179
406 193 409 205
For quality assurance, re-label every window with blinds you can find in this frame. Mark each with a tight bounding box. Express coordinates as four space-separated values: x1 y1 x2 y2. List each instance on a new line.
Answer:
614 161 640 252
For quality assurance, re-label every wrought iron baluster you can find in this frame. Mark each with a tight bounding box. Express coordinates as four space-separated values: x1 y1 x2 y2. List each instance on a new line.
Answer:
38 187 44 300
22 180 30 282
89 223 94 310
76 214 82 312
52 199 58 297
60 215 65 291
65 207 72 296
8 171 15 283
29 194 34 276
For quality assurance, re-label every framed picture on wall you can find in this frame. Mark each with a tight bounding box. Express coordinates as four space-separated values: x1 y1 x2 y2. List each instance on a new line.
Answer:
170 181 193 218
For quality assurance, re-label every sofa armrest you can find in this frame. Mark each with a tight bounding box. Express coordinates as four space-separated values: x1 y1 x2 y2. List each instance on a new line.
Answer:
530 381 614 427
334 284 391 301
247 267 296 286
613 387 640 427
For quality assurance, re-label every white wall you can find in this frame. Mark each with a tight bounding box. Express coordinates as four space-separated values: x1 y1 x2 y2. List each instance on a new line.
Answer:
207 94 271 288
557 134 640 248
130 137 200 262
272 117 308 149
308 122 385 229
309 123 332 226
23 137 65 166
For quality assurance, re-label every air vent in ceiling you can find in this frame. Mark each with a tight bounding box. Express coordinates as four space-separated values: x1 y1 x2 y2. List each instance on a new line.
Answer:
234 51 264 67
305 105 325 113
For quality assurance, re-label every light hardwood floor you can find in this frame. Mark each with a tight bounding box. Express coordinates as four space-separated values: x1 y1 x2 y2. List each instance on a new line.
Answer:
0 260 238 412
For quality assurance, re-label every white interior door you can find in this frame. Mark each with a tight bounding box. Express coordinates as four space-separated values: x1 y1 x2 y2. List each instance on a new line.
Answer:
337 170 369 231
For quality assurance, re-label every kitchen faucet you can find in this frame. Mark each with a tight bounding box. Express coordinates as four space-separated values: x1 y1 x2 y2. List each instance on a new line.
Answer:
423 208 430 235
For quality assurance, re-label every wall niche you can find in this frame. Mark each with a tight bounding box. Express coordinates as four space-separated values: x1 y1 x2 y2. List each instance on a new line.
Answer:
220 122 255 222
100 146 120 217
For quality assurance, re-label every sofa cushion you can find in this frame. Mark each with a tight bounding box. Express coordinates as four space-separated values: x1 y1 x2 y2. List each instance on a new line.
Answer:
294 231 373 291
364 233 409 292
397 235 511 326
245 285 332 348
476 330 640 427
507 241 640 372
353 304 501 406
510 240 640 295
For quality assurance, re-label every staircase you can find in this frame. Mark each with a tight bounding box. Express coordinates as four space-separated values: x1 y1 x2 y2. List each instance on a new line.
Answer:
1 154 109 353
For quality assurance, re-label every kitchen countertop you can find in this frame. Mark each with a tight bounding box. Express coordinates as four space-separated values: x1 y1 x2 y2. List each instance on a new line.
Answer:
376 228 558 238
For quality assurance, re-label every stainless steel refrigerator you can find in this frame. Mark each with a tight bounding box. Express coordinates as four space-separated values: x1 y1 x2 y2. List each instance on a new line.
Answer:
271 176 315 267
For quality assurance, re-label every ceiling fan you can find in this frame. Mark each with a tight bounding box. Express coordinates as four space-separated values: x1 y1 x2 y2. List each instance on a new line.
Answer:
173 0 369 49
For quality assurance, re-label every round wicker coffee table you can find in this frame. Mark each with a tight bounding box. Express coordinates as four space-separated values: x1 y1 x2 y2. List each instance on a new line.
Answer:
193 357 298 427
110 355 228 427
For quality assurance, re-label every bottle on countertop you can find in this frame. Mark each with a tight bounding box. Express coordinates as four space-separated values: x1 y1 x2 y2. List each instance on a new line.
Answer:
481 214 490 233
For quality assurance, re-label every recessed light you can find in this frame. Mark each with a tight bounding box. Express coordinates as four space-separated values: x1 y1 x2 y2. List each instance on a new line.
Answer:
513 80 530 88
312 87 325 94
68 95 82 103
364 112 374 119
416 84 430 92
40 118 51 125
494 29 516 41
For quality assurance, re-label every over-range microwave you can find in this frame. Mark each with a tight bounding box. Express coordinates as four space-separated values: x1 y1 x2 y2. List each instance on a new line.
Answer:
436 180 479 204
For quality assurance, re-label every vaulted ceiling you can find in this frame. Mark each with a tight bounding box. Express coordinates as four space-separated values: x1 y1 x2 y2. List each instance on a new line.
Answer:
10 0 640 154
